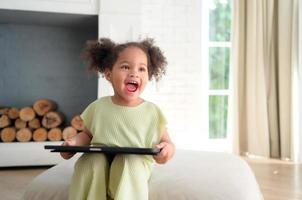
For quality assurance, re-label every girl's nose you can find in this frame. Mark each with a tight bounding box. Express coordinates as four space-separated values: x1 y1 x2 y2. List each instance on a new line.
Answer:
129 73 138 78
129 70 138 78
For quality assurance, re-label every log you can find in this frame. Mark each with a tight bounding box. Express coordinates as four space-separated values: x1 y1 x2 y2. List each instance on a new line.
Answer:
33 128 48 142
1 127 16 142
42 111 64 129
19 107 36 122
0 108 9 115
8 107 19 119
28 118 41 129
0 115 11 128
16 128 32 142
62 126 77 141
71 115 84 131
15 118 27 129
48 128 63 141
33 99 57 116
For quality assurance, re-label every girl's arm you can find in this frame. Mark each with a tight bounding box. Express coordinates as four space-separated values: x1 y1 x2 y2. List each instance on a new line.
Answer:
60 127 92 160
153 129 175 164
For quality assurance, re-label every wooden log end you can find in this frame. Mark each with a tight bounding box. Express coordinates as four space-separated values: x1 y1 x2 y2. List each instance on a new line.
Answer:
15 118 27 129
8 107 20 119
42 111 64 129
48 128 63 141
33 99 57 116
33 128 48 142
19 107 36 122
1 127 16 142
16 128 32 142
62 126 77 141
71 115 84 131
0 108 9 115
28 118 41 129
0 115 11 128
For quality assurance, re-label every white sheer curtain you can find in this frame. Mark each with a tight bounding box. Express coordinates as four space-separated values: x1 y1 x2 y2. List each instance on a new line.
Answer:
294 0 302 162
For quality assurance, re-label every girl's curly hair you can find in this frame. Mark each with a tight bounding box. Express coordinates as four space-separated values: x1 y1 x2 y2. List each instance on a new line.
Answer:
83 38 167 81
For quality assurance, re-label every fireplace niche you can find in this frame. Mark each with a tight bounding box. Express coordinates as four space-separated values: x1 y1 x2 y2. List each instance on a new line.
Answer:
0 9 98 167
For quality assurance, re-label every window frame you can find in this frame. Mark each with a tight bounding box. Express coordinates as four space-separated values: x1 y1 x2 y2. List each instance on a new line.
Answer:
200 0 233 152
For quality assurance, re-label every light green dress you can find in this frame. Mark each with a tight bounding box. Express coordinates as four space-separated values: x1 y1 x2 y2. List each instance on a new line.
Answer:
68 96 166 200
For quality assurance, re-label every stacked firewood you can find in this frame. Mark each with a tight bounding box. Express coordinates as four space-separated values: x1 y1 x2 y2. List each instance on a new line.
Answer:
0 99 84 143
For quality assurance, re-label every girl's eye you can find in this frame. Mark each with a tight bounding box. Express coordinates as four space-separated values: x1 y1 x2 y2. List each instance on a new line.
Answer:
121 65 129 70
139 67 147 72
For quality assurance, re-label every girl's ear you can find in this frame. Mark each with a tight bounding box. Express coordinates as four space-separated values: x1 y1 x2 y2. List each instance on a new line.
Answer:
104 69 112 81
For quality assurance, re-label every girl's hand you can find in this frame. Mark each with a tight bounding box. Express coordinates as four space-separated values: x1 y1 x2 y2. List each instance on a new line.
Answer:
153 142 175 164
60 138 76 160
60 127 92 160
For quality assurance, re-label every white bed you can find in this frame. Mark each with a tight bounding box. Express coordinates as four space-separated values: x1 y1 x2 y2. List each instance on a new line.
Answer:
23 150 263 200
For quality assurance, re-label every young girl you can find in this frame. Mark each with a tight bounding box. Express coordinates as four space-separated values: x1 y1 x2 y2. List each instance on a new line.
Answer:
61 38 175 200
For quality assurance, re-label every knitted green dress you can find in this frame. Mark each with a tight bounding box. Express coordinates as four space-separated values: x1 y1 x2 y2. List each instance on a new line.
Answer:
68 96 166 200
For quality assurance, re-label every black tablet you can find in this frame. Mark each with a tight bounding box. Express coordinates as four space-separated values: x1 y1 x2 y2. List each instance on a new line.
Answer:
44 145 160 155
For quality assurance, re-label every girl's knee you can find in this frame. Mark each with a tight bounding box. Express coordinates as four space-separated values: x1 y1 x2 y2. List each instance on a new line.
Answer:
114 154 146 169
75 153 108 169
125 154 143 164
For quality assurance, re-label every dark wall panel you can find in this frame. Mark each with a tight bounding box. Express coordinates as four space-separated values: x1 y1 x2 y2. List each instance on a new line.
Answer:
0 24 98 123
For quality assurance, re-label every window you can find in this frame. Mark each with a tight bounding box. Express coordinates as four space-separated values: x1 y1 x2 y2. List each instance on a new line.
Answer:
201 0 232 151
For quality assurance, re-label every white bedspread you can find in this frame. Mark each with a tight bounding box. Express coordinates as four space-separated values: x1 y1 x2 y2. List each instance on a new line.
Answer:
23 150 263 200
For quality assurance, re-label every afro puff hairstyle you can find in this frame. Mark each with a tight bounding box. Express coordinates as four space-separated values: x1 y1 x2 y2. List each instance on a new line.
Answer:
83 38 167 81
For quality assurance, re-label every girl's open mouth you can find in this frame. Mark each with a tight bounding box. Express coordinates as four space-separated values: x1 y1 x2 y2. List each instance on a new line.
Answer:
126 81 139 92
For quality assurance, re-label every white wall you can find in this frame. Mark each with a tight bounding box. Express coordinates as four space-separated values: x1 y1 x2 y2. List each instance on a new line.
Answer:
98 0 204 149
140 0 203 149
